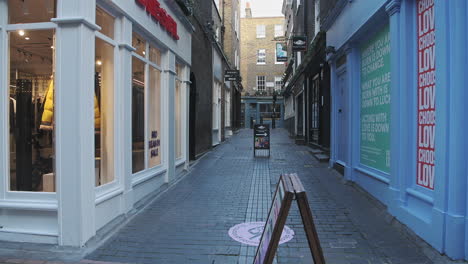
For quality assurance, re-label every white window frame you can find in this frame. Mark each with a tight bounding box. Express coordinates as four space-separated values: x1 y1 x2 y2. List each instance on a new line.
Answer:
3 13 58 202
274 24 283 38
256 25 266 38
274 76 283 91
257 76 266 91
257 49 266 65
131 33 166 180
94 7 120 195
175 62 187 162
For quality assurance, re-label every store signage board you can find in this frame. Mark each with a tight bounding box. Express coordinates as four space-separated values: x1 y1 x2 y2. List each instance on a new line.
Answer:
225 70 240 82
416 0 435 190
276 43 288 62
253 174 326 264
360 25 391 173
254 124 270 157
136 0 179 40
292 36 307 52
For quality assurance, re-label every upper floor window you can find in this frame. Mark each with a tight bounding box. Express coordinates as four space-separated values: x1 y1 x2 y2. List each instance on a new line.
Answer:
257 49 266 64
257 76 266 91
256 25 266 38
274 25 283 38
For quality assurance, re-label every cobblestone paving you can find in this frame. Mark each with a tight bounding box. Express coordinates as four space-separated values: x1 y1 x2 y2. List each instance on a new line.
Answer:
0 129 466 264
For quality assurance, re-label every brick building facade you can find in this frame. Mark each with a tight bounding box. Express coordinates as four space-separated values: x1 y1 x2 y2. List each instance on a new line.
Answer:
240 8 285 128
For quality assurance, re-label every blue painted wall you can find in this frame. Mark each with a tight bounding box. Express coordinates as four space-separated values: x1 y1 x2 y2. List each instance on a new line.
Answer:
327 0 468 260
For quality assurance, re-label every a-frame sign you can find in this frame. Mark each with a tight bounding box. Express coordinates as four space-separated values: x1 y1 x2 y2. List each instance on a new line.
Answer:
253 174 325 264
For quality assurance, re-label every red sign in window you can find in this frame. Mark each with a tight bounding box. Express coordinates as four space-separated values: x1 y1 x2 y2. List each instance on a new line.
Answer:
416 0 435 190
136 0 179 40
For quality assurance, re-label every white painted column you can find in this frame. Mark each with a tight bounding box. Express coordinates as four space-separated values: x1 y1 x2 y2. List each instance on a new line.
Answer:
183 69 191 169
53 0 98 246
117 16 135 214
164 51 176 182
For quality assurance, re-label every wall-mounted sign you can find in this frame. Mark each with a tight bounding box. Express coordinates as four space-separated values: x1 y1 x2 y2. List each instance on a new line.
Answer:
276 43 288 62
360 25 391 173
136 0 179 40
292 36 307 52
416 0 435 190
225 69 240 82
253 174 325 264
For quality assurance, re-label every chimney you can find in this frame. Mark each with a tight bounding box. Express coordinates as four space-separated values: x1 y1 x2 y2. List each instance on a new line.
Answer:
245 2 252 18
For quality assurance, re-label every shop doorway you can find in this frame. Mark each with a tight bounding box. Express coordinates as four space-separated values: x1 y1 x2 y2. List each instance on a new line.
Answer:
296 93 304 136
189 73 196 160
336 68 348 165
308 75 320 145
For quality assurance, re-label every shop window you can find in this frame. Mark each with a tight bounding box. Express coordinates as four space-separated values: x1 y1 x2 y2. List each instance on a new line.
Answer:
131 35 163 173
175 64 183 159
148 66 162 167
96 7 115 39
132 32 146 58
8 0 56 24
95 39 115 186
132 57 146 173
9 29 55 192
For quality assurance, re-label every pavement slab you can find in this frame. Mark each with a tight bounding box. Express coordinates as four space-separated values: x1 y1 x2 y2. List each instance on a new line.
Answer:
0 129 466 264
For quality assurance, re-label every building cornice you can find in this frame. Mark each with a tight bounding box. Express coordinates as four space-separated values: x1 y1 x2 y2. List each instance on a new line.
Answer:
385 0 402 16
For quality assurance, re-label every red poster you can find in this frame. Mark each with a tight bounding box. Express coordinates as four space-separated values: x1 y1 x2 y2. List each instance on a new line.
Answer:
417 0 435 189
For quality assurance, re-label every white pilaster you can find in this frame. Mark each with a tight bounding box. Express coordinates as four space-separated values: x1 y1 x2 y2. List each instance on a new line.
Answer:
53 0 98 247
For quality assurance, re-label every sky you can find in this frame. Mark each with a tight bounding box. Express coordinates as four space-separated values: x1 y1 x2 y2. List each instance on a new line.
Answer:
240 0 284 18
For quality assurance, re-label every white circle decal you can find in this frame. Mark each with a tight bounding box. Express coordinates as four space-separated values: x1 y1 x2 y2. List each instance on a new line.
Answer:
228 222 294 246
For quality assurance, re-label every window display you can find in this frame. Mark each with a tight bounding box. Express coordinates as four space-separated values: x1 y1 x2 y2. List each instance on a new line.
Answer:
132 35 163 172
9 29 55 192
95 8 116 186
132 57 146 173
95 39 115 186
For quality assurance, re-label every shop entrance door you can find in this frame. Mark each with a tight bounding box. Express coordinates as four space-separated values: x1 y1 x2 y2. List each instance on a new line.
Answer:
308 75 320 145
336 69 348 164
297 93 304 136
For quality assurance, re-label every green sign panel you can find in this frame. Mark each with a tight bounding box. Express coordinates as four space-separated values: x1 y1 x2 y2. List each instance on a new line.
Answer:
360 25 391 173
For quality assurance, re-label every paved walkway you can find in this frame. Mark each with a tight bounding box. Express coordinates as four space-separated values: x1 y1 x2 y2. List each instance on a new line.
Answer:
0 129 466 264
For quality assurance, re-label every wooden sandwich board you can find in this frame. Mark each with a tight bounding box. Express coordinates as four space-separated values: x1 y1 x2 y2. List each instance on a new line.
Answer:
253 173 325 264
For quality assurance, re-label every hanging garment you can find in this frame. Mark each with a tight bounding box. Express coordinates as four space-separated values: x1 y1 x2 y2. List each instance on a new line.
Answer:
40 80 101 131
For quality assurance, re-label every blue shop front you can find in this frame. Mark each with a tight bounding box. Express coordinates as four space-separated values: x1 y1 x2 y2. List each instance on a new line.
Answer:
242 96 284 129
326 0 468 260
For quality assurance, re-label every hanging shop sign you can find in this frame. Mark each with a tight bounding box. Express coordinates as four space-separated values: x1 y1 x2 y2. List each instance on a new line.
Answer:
253 174 325 264
360 25 391 173
136 0 179 40
276 43 288 62
254 124 270 157
225 69 240 82
292 36 307 52
416 0 435 190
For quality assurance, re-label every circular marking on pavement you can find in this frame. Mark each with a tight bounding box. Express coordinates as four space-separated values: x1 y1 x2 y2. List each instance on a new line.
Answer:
228 222 294 246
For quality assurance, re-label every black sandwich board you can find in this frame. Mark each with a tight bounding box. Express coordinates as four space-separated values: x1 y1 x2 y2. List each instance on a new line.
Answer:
254 124 270 157
253 174 325 264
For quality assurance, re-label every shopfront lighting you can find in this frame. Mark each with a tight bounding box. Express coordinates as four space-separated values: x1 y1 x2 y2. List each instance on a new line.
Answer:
25 37 30 40
50 46 54 49
18 30 25 36
96 60 103 66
